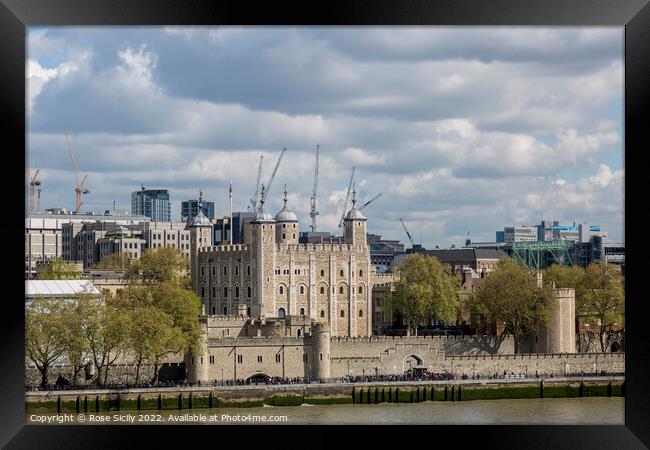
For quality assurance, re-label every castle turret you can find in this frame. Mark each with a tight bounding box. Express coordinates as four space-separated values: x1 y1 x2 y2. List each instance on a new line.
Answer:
275 184 299 245
185 318 209 383
535 272 576 353
310 323 331 381
343 187 367 246
251 185 276 318
189 210 213 308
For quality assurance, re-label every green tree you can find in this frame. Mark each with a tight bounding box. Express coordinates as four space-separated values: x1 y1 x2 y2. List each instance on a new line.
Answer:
391 253 460 336
544 264 585 295
93 252 133 270
36 258 82 280
25 296 66 388
469 258 554 353
59 295 93 385
580 262 624 352
83 296 131 387
125 247 190 288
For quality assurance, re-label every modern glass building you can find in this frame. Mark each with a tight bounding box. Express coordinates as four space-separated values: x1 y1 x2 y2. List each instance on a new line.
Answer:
131 187 171 222
181 199 215 222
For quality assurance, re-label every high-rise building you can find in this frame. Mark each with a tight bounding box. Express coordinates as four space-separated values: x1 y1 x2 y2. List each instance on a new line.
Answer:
131 187 171 222
181 199 215 222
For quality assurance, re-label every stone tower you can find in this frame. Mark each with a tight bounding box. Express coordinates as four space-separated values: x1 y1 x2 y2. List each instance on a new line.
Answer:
343 187 367 246
535 272 576 353
251 186 276 318
275 184 299 245
188 210 213 311
185 318 209 384
310 323 331 381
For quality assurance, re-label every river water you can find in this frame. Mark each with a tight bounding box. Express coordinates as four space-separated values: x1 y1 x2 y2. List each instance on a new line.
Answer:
27 397 624 425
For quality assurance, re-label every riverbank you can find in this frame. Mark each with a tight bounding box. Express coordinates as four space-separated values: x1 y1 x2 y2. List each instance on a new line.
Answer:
25 376 624 413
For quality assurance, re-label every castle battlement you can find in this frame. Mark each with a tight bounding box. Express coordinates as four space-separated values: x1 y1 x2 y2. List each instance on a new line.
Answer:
206 315 249 323
199 244 249 254
444 352 625 361
274 243 355 252
207 336 308 346
333 334 514 343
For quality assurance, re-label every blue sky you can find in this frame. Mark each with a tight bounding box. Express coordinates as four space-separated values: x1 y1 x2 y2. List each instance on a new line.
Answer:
26 27 624 245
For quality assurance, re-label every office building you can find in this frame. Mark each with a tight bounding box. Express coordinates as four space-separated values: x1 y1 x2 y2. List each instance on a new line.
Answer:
181 199 215 222
131 187 171 222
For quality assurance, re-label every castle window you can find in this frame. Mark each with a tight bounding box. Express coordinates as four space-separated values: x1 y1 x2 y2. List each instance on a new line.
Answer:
210 355 214 364
320 269 325 277
282 233 286 239
359 309 363 318
340 270 344 277
283 224 286 229
237 354 243 363
359 270 363 277
320 310 325 318
275 354 281 363
293 234 296 239
224 307 227 314
340 310 345 317
278 307 286 318
339 287 344 294
279 286 284 295
320 286 325 295
247 306 251 316
358 286 363 294
257 355 263 363
211 266 216 276
247 286 252 298
201 287 205 298
293 224 296 228
297 329 301 337
201 266 205 276
235 286 240 298
212 286 216 298
224 266 228 275
235 266 239 275
212 306 216 314
300 286 305 294
299 307 305 315
223 287 228 297
303 354 308 362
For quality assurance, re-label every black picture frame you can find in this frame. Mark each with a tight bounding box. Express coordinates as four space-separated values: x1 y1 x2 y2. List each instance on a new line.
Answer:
1 0 648 448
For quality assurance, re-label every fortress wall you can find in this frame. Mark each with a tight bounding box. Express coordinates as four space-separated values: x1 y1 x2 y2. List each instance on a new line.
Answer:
437 353 625 377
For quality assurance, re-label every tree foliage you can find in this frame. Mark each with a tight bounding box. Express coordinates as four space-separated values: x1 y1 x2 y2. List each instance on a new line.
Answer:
92 252 133 270
36 258 82 280
25 296 67 387
26 247 201 387
468 258 554 353
391 253 460 335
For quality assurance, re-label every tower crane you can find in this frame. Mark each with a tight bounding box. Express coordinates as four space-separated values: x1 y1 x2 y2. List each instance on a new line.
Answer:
64 132 90 214
259 147 286 210
29 169 41 212
309 145 320 232
399 218 414 247
249 154 264 212
359 192 382 211
338 167 356 228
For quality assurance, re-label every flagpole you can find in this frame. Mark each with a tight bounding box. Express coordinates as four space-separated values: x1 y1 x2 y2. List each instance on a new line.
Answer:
229 178 233 244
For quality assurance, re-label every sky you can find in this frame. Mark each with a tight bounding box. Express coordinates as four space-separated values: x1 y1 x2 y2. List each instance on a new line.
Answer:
26 27 625 247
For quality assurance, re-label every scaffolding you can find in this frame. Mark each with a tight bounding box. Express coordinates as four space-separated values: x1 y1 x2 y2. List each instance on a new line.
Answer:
511 240 576 269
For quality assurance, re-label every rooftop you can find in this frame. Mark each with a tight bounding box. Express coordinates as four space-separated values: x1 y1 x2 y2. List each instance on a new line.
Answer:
25 280 101 297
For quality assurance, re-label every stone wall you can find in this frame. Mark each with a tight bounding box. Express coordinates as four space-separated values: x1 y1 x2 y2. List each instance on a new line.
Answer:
438 353 624 377
25 362 185 388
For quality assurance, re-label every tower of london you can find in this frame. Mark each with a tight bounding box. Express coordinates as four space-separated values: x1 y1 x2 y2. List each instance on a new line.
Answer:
190 185 389 338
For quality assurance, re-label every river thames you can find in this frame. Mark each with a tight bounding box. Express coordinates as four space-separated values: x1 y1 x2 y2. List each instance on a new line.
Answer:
27 397 624 425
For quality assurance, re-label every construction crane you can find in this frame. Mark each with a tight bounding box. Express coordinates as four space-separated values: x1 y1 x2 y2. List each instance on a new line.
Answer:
249 154 264 212
64 132 90 213
338 167 356 228
399 218 414 247
259 147 286 210
29 169 41 212
309 145 320 232
359 192 382 211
